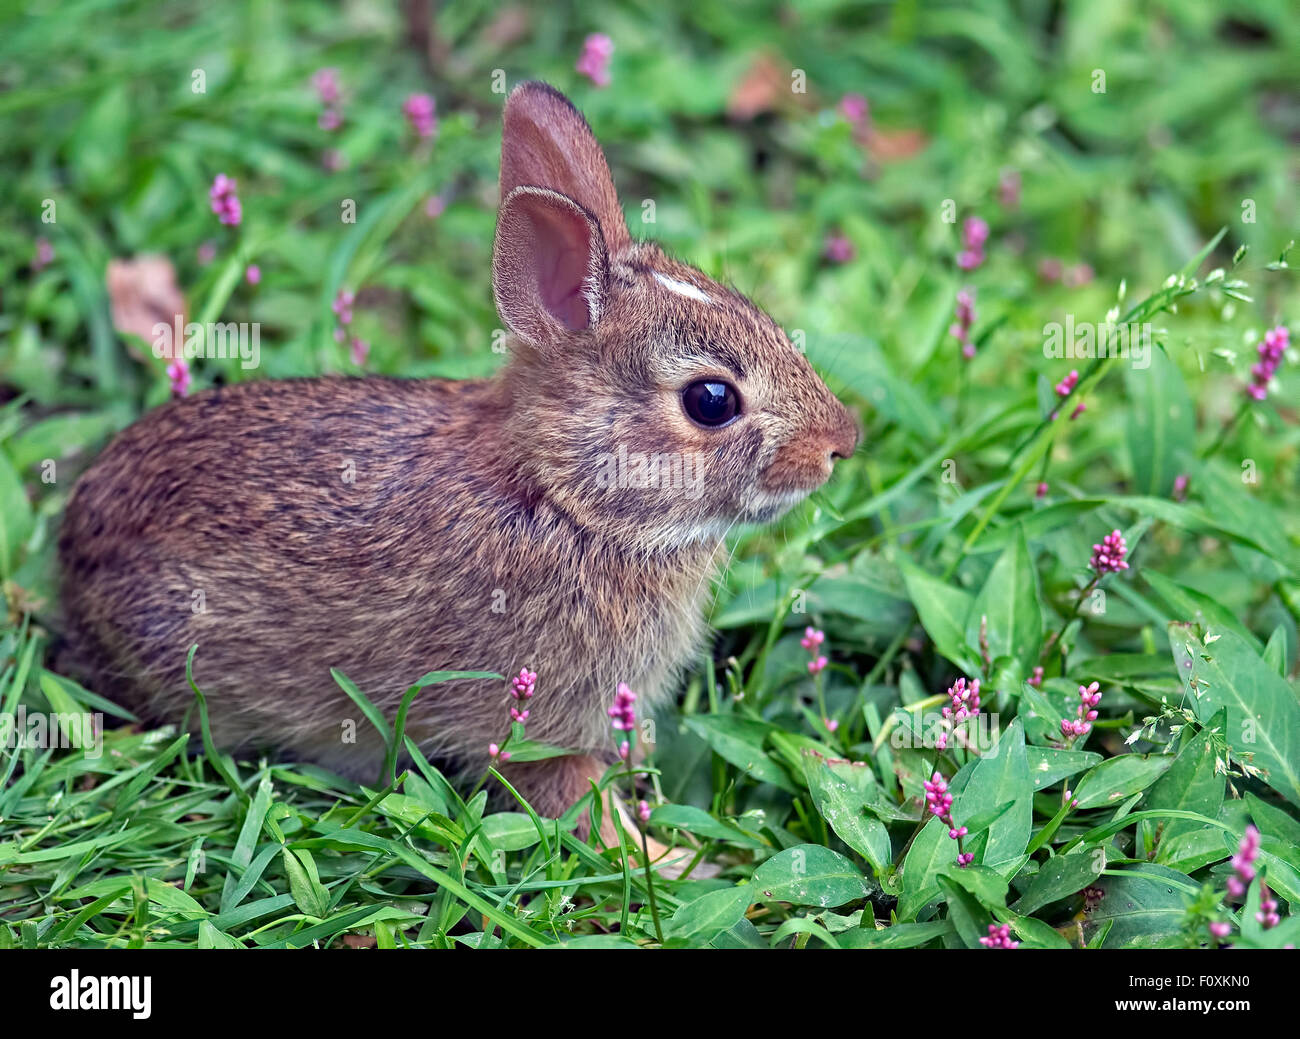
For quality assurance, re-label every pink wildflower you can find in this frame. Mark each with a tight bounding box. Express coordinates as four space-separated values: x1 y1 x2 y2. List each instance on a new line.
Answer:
245 264 260 285
1089 529 1129 574
509 668 536 723
979 923 1019 949
1257 887 1281 929
1063 263 1094 288
924 771 972 867
801 627 828 674
1061 682 1102 740
209 174 242 226
609 682 637 732
839 93 870 127
576 33 614 87
402 93 437 139
1038 257 1064 283
1055 370 1079 397
32 237 54 272
1227 826 1260 899
312 68 341 106
166 358 191 398
957 216 989 271
823 233 854 264
1247 325 1288 402
936 676 980 751
313 68 344 130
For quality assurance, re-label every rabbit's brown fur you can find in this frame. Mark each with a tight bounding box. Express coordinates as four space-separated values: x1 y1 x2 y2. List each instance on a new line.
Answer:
58 82 858 818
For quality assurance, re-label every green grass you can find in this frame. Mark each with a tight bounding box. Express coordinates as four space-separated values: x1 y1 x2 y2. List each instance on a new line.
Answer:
1 0 1298 948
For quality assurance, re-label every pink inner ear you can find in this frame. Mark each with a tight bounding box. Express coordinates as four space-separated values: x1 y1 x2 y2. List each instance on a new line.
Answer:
528 205 591 331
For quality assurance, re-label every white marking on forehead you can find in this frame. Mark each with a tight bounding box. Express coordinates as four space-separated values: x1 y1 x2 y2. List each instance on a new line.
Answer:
652 271 711 304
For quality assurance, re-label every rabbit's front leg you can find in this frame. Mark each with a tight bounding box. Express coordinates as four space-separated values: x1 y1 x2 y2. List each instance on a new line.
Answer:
501 753 612 828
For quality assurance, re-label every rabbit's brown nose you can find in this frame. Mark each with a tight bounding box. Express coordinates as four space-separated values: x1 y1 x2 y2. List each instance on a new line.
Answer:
760 405 861 493
823 399 861 463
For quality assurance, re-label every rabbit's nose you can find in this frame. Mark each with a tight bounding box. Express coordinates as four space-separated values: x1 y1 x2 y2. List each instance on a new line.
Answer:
823 400 861 463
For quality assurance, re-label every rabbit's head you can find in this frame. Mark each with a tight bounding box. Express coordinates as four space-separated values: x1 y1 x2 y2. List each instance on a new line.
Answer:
493 83 859 551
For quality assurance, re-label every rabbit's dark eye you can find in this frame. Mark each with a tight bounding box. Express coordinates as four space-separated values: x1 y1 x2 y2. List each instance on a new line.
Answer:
682 380 740 428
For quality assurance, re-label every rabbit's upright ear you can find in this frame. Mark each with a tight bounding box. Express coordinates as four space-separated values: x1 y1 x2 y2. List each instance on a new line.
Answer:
500 82 630 254
493 185 608 347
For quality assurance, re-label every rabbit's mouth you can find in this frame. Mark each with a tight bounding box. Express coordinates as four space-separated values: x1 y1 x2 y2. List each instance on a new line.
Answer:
741 486 815 524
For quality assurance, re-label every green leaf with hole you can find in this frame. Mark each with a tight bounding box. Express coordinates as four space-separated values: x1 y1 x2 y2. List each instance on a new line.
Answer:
664 886 753 944
751 845 869 908
802 755 891 875
1071 755 1172 810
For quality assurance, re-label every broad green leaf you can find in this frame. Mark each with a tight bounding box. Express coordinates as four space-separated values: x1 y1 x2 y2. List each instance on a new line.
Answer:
1087 864 1198 949
1025 745 1103 791
899 814 954 921
899 723 1030 920
198 920 244 949
807 572 912 630
937 875 987 948
1246 793 1300 846
281 846 330 918
480 813 542 852
939 863 1008 908
1263 625 1289 677
683 715 797 793
751 845 869 907
1071 755 1172 810
802 756 891 875
838 920 953 948
1125 345 1193 497
1144 571 1261 650
664 886 753 943
964 527 1042 671
954 718 1032 867
1012 851 1103 916
648 804 766 849
899 558 979 673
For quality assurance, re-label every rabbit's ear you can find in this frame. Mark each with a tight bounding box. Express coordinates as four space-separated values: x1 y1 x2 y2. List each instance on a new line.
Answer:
493 186 609 347
500 82 630 253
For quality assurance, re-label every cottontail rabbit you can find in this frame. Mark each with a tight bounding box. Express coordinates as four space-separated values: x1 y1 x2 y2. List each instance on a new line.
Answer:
58 81 858 823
